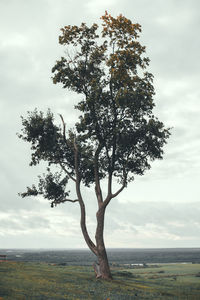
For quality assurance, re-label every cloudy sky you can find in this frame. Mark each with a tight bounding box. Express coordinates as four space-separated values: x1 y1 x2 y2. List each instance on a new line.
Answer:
0 0 200 249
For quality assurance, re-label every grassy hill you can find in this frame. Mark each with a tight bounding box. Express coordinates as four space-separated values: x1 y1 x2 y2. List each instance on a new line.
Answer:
0 261 200 299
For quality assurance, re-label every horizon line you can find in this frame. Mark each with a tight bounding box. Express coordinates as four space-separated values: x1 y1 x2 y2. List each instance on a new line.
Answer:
0 247 200 250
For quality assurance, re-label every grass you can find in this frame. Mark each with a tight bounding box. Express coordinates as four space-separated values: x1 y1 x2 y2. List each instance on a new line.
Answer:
0 261 200 299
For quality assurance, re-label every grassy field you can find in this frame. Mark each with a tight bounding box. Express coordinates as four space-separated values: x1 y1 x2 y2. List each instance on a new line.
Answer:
0 261 200 299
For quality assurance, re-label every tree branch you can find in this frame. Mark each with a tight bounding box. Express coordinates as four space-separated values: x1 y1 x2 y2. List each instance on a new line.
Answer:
94 145 103 206
107 68 117 198
74 137 80 182
58 114 77 182
60 198 79 203
59 161 76 182
74 137 98 256
59 114 67 143
111 170 127 198
111 183 126 198
107 172 112 196
103 171 127 208
51 198 79 207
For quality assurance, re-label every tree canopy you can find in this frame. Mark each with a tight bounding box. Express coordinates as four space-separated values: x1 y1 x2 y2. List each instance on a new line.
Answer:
18 12 170 279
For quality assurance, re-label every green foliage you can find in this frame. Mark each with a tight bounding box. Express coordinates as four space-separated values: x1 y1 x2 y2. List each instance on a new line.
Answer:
18 12 170 206
18 109 74 167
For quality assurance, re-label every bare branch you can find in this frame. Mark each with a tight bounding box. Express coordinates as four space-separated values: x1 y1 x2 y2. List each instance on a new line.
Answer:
51 198 79 207
54 198 79 204
59 161 76 182
111 183 126 198
103 182 125 208
111 171 127 198
59 114 67 143
103 171 127 208
62 198 79 203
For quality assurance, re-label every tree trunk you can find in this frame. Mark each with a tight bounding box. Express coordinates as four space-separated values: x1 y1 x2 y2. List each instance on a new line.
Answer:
96 246 112 279
95 205 113 279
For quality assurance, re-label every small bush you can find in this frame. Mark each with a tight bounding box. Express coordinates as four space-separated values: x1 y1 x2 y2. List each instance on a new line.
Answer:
115 271 136 278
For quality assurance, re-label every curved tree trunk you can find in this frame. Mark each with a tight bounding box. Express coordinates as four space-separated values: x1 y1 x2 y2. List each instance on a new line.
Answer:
74 141 112 279
95 205 112 279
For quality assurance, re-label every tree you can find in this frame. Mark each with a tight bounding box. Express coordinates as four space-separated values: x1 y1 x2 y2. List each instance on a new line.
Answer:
18 12 170 279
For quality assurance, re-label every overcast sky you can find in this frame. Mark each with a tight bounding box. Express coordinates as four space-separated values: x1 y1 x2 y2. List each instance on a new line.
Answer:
0 0 200 249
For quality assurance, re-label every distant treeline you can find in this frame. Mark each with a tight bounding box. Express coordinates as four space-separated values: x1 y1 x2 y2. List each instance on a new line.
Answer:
1 248 200 265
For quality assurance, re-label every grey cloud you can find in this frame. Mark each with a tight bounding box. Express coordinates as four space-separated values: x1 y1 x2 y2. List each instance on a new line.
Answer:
107 200 200 228
166 221 200 238
0 212 50 234
141 0 200 79
103 200 200 245
0 0 200 248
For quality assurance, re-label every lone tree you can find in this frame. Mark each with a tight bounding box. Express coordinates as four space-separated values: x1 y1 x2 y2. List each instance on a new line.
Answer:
18 12 170 279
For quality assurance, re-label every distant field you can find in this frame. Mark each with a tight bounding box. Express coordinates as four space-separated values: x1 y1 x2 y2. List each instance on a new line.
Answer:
0 261 200 299
1 248 200 265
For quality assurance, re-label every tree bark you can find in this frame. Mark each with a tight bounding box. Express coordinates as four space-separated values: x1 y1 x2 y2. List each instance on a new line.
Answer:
96 246 112 279
95 205 112 279
74 139 112 279
74 139 97 256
